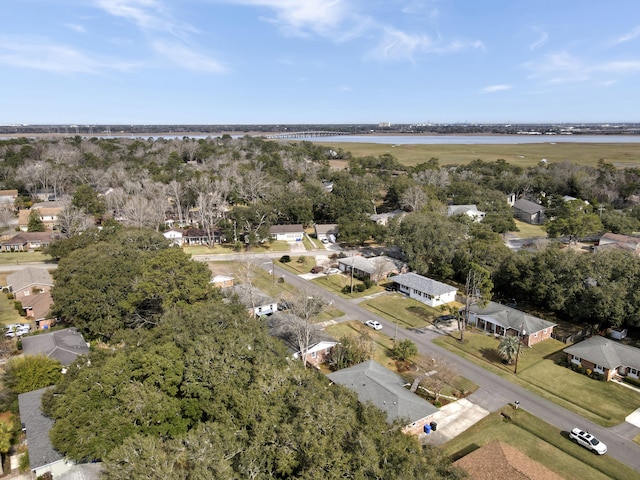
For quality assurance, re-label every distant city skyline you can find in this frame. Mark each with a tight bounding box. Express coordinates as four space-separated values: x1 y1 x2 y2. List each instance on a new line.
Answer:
2 1 640 124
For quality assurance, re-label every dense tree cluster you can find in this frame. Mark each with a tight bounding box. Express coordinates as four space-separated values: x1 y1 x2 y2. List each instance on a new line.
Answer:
41 298 463 479
50 228 213 339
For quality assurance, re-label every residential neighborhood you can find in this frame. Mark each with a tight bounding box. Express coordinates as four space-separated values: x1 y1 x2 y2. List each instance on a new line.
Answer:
0 133 640 479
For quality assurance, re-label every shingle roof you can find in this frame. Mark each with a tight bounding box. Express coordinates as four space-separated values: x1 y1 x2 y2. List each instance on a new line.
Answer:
338 255 403 275
447 204 484 216
314 224 338 235
21 328 90 365
469 301 556 334
392 272 457 296
563 335 640 371
513 198 545 214
223 284 276 309
327 360 438 424
1 231 54 247
453 440 564 480
18 388 63 470
270 224 304 234
6 267 54 292
21 291 53 320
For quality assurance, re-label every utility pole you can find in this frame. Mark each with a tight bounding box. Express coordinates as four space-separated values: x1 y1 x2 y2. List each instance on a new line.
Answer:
272 258 275 284
514 322 526 374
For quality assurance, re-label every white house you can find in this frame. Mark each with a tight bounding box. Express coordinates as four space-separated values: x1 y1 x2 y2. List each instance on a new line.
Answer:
270 224 304 242
447 204 485 222
292 340 338 368
392 272 457 308
163 229 184 246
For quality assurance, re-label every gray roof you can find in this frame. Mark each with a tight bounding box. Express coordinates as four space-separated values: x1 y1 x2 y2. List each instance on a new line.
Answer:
18 387 63 470
328 360 438 424
513 198 545 214
392 272 457 296
447 204 484 216
270 224 304 234
223 284 276 308
21 328 90 365
6 267 54 292
314 224 338 235
338 256 403 275
1 231 54 246
564 335 640 370
469 301 556 334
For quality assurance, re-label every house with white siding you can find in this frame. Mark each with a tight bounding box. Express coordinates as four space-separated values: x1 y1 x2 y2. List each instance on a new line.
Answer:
391 273 457 308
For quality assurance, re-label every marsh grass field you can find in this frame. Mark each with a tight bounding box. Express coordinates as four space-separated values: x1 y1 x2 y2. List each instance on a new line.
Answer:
317 141 640 168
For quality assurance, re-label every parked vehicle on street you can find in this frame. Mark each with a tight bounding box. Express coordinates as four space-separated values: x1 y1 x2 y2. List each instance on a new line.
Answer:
365 320 382 330
569 428 607 454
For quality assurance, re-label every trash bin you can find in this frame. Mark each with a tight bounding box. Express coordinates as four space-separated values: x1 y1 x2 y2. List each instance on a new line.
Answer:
423 424 431 434
430 421 437 432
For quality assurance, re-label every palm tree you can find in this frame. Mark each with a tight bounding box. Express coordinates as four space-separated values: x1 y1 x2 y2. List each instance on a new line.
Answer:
498 335 521 365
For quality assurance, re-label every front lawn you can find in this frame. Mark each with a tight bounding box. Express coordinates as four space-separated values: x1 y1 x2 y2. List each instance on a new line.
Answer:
312 274 385 299
436 332 640 426
0 251 52 265
442 408 637 480
511 219 546 238
359 294 453 330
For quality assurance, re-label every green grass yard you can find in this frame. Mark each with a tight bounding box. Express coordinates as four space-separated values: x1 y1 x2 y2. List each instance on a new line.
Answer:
436 332 640 426
442 408 638 480
0 251 52 265
359 294 459 330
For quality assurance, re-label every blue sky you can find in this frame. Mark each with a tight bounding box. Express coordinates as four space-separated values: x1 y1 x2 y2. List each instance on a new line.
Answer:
2 1 640 125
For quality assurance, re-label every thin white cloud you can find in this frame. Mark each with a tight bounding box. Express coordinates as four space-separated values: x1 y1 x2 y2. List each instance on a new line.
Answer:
224 0 353 37
529 31 548 51
482 84 512 93
523 51 590 84
524 51 640 85
151 40 227 72
0 36 137 74
94 0 226 73
595 60 640 74
338 85 351 92
612 25 640 45
369 26 483 62
65 23 87 34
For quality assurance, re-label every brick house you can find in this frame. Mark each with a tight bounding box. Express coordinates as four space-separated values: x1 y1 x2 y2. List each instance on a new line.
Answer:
563 335 640 381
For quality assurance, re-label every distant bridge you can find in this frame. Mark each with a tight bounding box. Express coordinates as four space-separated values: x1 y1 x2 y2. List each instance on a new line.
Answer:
264 131 352 139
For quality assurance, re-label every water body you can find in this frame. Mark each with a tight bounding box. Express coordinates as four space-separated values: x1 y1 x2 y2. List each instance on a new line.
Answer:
312 134 640 145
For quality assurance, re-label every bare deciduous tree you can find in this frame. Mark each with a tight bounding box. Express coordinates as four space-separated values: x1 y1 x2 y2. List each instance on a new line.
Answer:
280 292 328 368
57 206 94 238
400 185 429 212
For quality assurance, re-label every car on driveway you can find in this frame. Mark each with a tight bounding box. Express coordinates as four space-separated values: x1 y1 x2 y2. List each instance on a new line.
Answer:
365 320 382 330
569 428 607 454
326 268 340 275
310 266 324 274
5 323 31 338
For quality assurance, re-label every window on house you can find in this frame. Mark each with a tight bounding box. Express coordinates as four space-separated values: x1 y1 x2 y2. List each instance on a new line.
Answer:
23 290 29 296
543 328 548 334
534 332 538 338
572 355 580 362
311 351 317 358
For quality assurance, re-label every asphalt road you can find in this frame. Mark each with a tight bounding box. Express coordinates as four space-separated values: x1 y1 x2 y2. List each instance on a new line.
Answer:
266 261 640 473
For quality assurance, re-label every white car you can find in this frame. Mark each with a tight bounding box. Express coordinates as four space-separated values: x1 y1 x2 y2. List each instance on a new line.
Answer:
365 320 382 330
5 323 31 338
326 268 341 275
569 428 607 455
